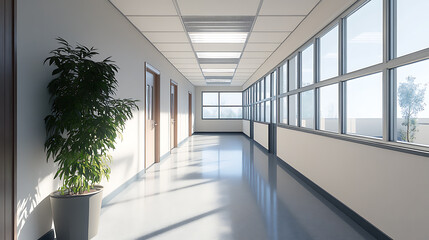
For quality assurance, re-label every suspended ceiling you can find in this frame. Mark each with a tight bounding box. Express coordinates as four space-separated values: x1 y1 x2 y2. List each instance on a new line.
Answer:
110 0 320 86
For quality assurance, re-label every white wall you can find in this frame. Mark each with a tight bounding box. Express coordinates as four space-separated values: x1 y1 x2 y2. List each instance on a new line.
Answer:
277 127 429 240
194 86 243 132
16 0 194 239
242 120 250 137
254 122 269 150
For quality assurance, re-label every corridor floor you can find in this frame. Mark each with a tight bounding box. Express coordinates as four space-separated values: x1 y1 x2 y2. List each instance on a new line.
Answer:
94 134 375 240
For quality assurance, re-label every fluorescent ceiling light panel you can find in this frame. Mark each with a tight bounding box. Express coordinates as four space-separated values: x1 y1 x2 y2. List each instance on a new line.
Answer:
196 52 241 58
189 32 248 43
205 79 232 83
202 68 235 73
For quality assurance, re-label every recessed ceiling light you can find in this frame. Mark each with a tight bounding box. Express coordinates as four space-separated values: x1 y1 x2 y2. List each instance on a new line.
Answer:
189 32 248 43
202 69 235 73
206 79 232 83
196 52 241 59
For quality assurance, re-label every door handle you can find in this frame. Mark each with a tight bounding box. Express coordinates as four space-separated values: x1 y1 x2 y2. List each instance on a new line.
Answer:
154 123 158 126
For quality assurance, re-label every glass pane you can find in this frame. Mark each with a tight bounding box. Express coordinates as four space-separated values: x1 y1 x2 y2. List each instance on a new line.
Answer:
273 100 277 124
261 78 265 100
257 82 260 101
289 94 298 126
289 56 298 91
220 92 242 105
320 84 339 132
203 107 218 119
266 101 271 123
280 63 288 94
279 97 288 124
301 44 314 87
272 71 277 96
300 90 315 128
346 72 383 138
220 107 242 119
203 92 218 106
346 0 382 73
266 74 271 98
260 102 265 122
396 59 429 146
397 0 429 57
320 25 339 80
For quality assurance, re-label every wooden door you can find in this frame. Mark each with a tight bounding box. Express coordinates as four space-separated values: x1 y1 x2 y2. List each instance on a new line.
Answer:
145 71 156 168
188 93 192 136
170 81 178 149
1 0 16 238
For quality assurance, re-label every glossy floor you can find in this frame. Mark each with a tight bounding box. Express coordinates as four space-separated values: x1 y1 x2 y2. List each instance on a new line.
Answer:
95 134 375 240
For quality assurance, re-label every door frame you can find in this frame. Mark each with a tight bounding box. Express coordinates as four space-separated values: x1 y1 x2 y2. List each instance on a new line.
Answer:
144 62 160 167
170 80 178 149
188 92 192 137
1 0 17 238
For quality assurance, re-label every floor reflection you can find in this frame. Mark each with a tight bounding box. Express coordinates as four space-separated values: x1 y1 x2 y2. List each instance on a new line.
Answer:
95 134 374 240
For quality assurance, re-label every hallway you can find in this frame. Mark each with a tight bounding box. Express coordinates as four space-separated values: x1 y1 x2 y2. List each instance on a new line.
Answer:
95 134 374 240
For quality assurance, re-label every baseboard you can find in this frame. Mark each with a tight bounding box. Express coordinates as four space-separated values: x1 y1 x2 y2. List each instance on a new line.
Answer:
38 229 54 240
193 131 245 135
275 156 392 240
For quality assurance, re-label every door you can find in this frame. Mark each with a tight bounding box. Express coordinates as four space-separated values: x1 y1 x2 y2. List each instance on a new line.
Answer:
1 0 16 238
170 81 178 149
188 93 192 137
145 71 155 168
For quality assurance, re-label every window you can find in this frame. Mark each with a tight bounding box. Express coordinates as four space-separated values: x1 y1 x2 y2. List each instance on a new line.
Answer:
289 94 298 126
395 59 429 146
396 0 429 57
346 73 383 137
265 101 270 123
280 63 288 94
203 107 218 119
300 90 314 128
279 97 288 124
266 74 271 98
320 25 339 81
202 92 242 119
272 71 277 97
202 92 218 106
346 0 382 73
301 44 314 87
289 56 298 91
260 102 265 122
319 84 339 132
261 78 265 100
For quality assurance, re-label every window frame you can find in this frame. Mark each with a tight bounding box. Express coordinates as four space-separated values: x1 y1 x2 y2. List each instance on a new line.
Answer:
201 91 243 120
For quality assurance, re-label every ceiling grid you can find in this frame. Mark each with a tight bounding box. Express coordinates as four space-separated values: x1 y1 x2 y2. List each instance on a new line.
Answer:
110 0 320 86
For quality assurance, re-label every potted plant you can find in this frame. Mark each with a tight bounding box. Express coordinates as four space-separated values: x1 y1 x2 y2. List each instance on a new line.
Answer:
44 38 138 239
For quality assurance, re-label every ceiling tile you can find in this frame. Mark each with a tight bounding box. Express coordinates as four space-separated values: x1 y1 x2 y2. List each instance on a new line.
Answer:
259 0 319 16
200 64 237 69
177 0 260 16
192 43 245 52
174 63 200 69
128 16 184 32
241 51 273 59
155 43 193 51
235 68 256 73
253 16 305 32
143 32 189 43
248 32 290 43
179 69 202 73
245 43 279 52
239 58 266 65
169 58 198 64
237 63 262 68
110 0 178 15
163 51 195 58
